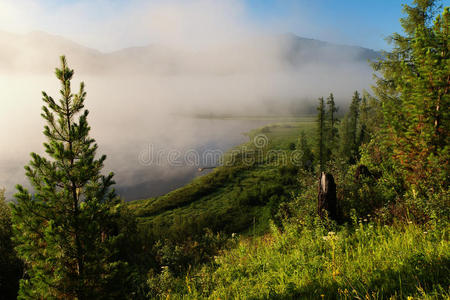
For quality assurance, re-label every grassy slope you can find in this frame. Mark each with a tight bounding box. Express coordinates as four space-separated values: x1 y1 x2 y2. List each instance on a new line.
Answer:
174 221 450 299
128 117 316 240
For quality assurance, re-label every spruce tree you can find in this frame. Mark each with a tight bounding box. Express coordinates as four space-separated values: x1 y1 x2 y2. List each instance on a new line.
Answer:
316 97 326 171
326 93 339 158
358 93 370 145
372 0 449 191
12 56 127 299
348 91 361 163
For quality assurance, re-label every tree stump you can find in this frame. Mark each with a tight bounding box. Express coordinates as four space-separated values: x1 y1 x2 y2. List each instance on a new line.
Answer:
318 172 338 221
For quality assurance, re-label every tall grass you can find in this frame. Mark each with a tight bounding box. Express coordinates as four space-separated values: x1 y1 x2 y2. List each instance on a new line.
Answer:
162 219 449 299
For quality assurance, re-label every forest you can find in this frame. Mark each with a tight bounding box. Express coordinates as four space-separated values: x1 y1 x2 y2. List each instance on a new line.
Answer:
0 0 449 299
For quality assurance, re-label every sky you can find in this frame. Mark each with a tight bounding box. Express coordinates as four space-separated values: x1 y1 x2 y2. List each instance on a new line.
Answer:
245 0 413 50
1 0 446 52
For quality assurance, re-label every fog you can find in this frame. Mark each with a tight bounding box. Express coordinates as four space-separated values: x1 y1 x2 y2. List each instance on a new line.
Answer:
0 0 377 200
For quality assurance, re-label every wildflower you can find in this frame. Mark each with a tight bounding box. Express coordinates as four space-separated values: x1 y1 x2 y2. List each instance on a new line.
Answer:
363 218 368 222
423 231 428 234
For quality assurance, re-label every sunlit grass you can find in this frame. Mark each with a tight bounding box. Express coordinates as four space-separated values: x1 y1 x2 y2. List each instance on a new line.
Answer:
171 220 450 299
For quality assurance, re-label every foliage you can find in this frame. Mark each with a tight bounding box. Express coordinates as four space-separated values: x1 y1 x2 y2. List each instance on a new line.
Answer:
372 0 449 207
11 57 131 299
338 91 362 164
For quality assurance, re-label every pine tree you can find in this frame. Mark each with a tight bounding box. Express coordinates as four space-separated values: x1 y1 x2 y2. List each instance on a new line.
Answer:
316 97 326 171
358 93 370 145
348 91 361 163
372 0 449 190
356 91 383 147
326 93 339 158
12 56 128 299
298 131 314 172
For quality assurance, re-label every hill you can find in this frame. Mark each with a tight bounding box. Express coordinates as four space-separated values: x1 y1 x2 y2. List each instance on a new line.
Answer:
0 30 379 75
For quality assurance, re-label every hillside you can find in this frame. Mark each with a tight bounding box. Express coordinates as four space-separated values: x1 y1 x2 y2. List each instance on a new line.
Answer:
0 30 104 74
128 117 316 241
0 30 379 75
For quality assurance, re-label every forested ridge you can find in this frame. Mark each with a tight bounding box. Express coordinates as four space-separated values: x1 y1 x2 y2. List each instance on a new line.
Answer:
0 0 449 299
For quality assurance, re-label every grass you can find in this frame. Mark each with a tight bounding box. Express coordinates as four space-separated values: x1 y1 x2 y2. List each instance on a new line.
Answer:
158 220 450 299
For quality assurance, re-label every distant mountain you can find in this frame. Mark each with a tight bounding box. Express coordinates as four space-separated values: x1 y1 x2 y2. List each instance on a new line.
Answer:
0 30 380 75
0 30 104 74
281 33 380 66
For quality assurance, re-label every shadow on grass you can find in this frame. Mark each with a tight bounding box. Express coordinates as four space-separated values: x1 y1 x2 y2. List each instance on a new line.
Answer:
253 255 450 299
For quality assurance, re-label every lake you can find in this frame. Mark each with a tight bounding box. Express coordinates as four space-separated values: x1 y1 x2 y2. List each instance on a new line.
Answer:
107 117 271 201
0 116 270 201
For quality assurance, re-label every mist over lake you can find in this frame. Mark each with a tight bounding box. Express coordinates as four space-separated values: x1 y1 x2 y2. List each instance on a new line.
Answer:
0 92 269 201
0 31 376 201
104 117 271 201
